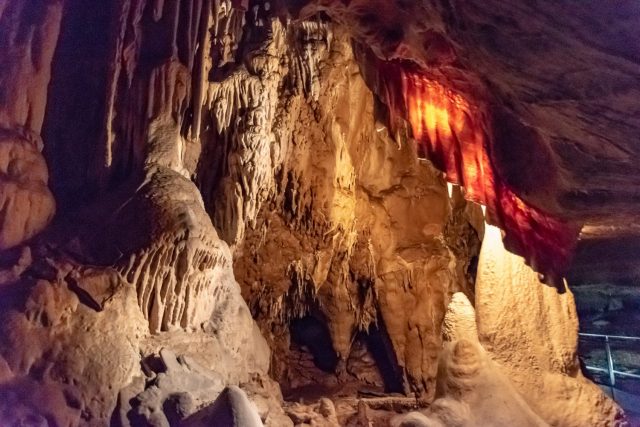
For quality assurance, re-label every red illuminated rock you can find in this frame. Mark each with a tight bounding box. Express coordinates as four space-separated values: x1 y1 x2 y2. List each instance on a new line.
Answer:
358 55 580 284
0 0 635 425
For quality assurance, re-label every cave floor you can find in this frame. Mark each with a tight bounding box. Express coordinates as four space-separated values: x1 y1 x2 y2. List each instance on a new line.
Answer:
282 395 430 426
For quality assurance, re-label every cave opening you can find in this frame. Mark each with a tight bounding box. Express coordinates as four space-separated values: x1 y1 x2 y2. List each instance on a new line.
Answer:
357 323 405 394
290 314 339 373
286 313 406 400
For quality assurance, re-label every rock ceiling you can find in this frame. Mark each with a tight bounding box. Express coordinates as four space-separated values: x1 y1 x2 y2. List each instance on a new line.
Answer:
291 0 640 284
2 0 638 281
0 0 637 425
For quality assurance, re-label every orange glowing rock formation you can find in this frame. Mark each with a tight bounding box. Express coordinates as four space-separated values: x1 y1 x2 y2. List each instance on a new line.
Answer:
374 62 579 283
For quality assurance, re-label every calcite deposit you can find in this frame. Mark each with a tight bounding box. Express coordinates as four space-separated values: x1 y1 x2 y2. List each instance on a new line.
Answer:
0 0 636 426
475 226 623 427
0 1 58 250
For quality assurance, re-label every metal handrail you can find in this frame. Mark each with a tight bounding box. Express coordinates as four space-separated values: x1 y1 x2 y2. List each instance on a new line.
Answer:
578 332 640 402
579 332 640 341
583 365 640 380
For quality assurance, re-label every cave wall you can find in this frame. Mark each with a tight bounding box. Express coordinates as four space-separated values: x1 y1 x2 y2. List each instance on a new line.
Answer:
0 0 631 425
0 1 277 425
221 25 482 398
0 0 482 420
0 0 58 250
476 225 623 427
132 0 484 399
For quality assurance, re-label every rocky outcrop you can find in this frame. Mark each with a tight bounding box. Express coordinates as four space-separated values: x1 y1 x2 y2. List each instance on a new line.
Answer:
476 225 625 427
0 1 59 249
392 292 548 427
0 130 55 250
288 0 640 285
183 385 264 427
0 264 145 425
390 225 631 427
217 22 482 399
0 1 274 425
0 0 634 425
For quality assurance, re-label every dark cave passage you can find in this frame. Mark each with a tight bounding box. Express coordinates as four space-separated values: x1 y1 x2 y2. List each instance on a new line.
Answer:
290 315 339 373
287 314 405 397
361 323 405 394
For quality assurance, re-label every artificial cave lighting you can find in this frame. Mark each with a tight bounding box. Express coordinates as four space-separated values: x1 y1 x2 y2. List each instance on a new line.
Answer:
0 0 635 425
394 69 580 284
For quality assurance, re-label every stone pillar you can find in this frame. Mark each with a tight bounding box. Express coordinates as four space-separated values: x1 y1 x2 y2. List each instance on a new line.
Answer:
476 223 624 426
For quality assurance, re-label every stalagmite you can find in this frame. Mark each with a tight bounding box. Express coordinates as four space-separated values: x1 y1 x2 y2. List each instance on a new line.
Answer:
476 224 624 426
393 292 549 427
0 0 635 425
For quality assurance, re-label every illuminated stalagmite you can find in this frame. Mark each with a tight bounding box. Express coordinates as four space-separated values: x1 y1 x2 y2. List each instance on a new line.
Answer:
475 225 622 426
0 0 637 425
391 228 624 427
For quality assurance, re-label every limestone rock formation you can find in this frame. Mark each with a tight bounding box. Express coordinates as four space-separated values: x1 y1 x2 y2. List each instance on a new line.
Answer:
0 1 274 425
0 1 59 249
476 225 625 427
392 291 549 427
284 397 340 427
0 130 55 250
229 26 481 400
290 0 640 286
0 0 635 426
0 266 145 425
393 288 620 427
124 348 224 425
182 385 265 427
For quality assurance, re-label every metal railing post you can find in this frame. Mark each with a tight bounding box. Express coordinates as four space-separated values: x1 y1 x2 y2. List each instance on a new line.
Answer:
578 331 640 403
605 335 615 401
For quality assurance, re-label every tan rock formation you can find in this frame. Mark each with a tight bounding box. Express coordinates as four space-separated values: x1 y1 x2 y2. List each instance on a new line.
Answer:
0 1 59 249
0 130 55 249
0 1 274 425
0 0 634 426
0 268 145 425
392 291 548 427
183 385 265 427
391 227 632 427
476 224 625 426
226 24 481 399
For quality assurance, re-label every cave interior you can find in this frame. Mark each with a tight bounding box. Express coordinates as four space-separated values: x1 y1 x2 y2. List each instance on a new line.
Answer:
0 0 639 426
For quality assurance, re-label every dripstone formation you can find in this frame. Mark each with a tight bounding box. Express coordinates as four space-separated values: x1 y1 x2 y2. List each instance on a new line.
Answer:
0 0 635 426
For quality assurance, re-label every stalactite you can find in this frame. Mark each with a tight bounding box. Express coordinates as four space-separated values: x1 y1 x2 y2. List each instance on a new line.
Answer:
198 4 286 246
1 1 629 425
362 54 580 284
293 18 333 101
